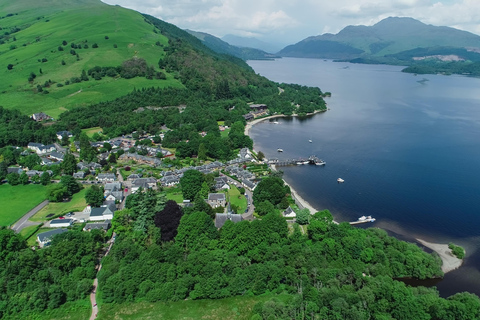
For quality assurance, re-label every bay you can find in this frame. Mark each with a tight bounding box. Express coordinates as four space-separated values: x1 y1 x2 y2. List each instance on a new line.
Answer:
247 58 480 297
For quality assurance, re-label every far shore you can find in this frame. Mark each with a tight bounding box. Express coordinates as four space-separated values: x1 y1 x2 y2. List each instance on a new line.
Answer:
416 238 463 273
245 110 462 273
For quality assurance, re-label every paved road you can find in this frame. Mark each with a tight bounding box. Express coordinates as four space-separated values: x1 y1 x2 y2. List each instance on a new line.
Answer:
224 175 254 220
11 200 49 233
90 233 115 320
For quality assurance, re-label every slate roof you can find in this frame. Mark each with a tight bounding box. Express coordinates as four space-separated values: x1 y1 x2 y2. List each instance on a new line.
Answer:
208 193 226 201
84 220 111 231
50 218 74 225
215 213 243 228
37 228 68 243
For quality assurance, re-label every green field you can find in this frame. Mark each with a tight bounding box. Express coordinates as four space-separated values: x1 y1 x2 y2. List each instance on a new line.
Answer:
0 184 47 226
165 186 184 203
82 126 103 138
98 294 285 320
30 186 89 222
228 186 247 213
0 0 183 117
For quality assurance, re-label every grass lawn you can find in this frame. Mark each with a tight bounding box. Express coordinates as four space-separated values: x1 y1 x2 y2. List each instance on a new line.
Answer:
228 186 247 213
0 184 47 226
25 227 56 247
30 187 89 222
27 299 90 320
98 294 285 320
165 186 184 203
82 127 103 138
220 128 231 138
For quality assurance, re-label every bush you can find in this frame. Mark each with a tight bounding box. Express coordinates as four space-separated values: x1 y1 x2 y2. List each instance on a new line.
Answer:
448 243 465 259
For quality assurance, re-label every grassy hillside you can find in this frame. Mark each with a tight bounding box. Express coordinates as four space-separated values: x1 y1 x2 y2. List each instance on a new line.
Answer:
0 0 182 118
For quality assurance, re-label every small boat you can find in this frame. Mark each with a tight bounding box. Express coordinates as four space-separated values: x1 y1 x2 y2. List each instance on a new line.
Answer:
309 139 312 143
337 178 344 183
273 121 279 124
277 148 283 152
303 160 310 165
315 159 326 165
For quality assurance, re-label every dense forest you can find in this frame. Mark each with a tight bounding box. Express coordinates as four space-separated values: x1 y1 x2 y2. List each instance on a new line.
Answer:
97 187 480 319
0 228 107 319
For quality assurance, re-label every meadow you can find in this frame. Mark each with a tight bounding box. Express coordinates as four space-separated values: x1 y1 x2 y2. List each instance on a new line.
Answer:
0 184 47 226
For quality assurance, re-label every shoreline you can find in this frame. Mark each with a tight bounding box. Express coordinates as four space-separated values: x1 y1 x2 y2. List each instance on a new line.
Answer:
416 238 463 273
245 111 460 274
244 110 324 136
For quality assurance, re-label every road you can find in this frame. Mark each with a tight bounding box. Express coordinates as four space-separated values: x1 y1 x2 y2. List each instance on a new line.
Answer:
224 175 254 220
89 233 115 320
11 200 49 233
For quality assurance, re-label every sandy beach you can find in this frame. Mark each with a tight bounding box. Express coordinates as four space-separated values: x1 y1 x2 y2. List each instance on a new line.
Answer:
244 110 324 136
416 238 463 273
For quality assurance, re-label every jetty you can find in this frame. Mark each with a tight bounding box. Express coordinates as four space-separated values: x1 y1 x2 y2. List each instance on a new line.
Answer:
349 216 376 225
268 155 326 167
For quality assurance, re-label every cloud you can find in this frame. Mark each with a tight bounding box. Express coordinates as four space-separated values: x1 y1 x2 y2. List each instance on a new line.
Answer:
101 0 480 44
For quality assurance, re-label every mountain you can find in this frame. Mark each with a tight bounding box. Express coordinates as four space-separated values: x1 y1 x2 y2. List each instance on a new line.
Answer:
221 34 284 54
278 17 480 61
186 30 279 60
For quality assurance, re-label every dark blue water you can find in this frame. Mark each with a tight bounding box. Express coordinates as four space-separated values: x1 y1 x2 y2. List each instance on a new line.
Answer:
247 58 480 297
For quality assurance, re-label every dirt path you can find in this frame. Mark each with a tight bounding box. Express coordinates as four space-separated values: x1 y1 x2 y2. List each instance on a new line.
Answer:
90 233 115 320
11 200 49 233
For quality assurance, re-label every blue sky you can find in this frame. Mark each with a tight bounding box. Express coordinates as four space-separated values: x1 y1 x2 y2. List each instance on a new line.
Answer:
101 0 480 46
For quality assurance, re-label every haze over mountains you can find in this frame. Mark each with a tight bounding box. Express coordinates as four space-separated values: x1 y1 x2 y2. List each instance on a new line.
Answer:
278 17 480 61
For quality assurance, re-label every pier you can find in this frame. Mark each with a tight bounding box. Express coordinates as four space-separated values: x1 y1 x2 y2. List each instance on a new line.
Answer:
268 155 326 167
349 216 376 225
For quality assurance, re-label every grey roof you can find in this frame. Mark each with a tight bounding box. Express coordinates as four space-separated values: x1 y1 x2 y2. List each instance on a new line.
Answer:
73 171 86 178
104 182 122 191
208 193 226 201
84 220 111 231
97 173 116 180
283 206 296 216
215 213 243 228
49 151 65 161
26 170 40 177
28 142 43 148
90 204 115 217
37 228 68 243
7 167 23 174
242 179 255 189
50 218 74 225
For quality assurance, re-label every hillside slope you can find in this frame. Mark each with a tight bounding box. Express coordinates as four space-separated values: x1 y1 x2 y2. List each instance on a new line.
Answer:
0 0 182 118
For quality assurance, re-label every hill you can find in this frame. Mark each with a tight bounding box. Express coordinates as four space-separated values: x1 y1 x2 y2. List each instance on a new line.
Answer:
278 17 480 64
186 30 279 60
0 0 182 118
221 34 284 53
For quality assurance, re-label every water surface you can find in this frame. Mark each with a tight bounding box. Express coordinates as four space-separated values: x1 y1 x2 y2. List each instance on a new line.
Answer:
248 58 480 297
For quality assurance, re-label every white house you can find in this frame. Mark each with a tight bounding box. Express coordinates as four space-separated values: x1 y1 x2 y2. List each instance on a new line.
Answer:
49 218 74 228
283 206 297 218
37 228 68 247
85 204 116 221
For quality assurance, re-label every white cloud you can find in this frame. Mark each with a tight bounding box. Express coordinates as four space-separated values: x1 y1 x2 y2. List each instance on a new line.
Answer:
101 0 480 44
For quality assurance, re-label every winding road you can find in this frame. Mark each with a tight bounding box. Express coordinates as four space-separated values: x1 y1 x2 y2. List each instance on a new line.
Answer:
11 200 49 233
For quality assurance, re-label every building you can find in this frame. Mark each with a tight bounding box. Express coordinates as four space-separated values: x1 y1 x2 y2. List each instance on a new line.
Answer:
215 204 243 228
31 112 51 122
85 203 116 221
283 206 297 218
27 142 56 154
96 173 116 182
214 176 230 190
56 131 73 140
131 178 157 193
49 218 74 228
83 220 111 231
207 193 226 208
37 228 68 247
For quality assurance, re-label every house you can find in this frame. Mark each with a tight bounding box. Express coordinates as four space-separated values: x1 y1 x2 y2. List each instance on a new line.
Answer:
104 182 122 195
37 228 68 248
207 193 226 208
242 179 256 191
214 176 230 190
283 206 297 218
96 173 116 182
159 176 180 187
7 167 23 175
105 191 123 202
50 218 74 228
27 142 56 154
243 113 254 121
56 131 72 140
26 170 41 177
85 203 116 221
127 173 142 180
131 178 156 193
215 205 243 228
73 171 87 179
49 151 65 162
83 220 111 231
31 112 51 122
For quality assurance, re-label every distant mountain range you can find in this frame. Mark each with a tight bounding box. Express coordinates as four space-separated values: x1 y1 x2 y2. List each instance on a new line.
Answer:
278 17 480 64
221 34 284 54
186 30 279 60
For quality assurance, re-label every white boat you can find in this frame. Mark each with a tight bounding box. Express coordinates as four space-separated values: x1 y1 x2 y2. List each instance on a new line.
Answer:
273 121 279 124
309 139 312 143
277 148 283 152
303 161 310 165
296 161 304 165
358 216 367 221
337 178 344 183
315 159 326 165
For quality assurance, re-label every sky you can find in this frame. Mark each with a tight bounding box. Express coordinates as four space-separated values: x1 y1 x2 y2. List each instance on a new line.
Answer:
101 0 480 47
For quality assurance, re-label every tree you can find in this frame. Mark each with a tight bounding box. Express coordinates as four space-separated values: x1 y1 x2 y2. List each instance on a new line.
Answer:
79 133 97 162
198 143 207 161
154 200 183 241
19 172 29 185
60 175 82 197
175 211 218 251
61 133 70 146
23 154 41 169
6 172 20 185
108 153 117 164
7 64 13 70
296 208 310 225
253 176 288 206
255 200 275 216
85 185 104 207
192 193 214 218
180 170 205 200
0 162 7 181
47 184 67 202
40 171 51 185
62 152 77 175
257 151 265 161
